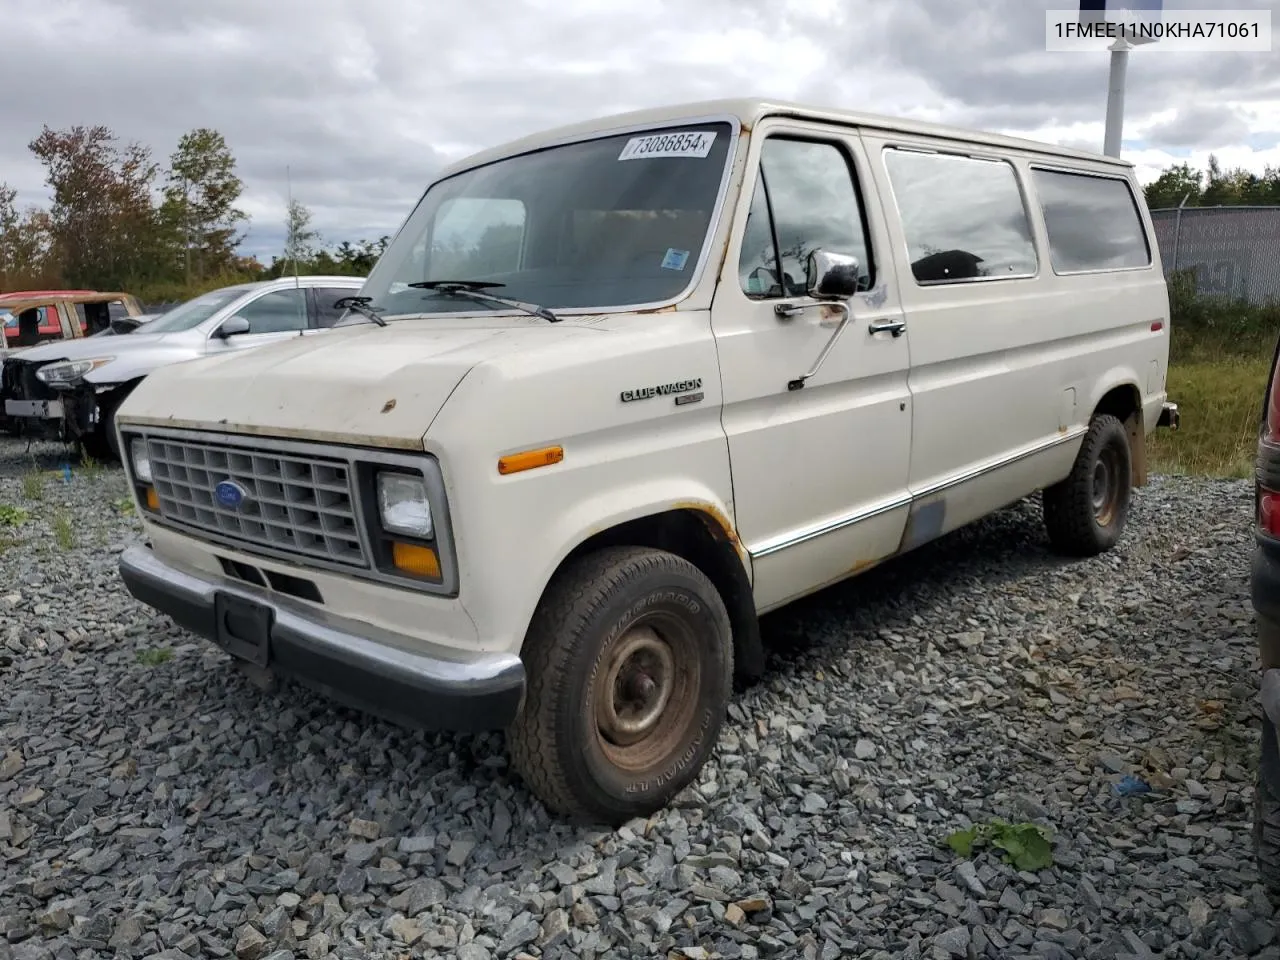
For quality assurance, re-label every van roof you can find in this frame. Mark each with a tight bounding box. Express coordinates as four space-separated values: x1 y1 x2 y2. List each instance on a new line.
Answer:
439 97 1131 180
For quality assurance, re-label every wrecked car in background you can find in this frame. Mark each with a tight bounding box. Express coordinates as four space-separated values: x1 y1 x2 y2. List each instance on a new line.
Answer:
1 276 365 459
1 290 145 436
0 290 143 347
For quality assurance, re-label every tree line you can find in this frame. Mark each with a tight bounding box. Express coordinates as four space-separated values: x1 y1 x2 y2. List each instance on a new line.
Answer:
0 124 389 303
1143 156 1280 209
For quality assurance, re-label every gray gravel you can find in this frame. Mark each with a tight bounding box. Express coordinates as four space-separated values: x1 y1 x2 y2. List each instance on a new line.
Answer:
0 437 1276 959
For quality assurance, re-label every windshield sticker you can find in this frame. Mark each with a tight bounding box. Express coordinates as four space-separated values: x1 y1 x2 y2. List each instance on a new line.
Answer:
618 131 717 161
661 248 690 271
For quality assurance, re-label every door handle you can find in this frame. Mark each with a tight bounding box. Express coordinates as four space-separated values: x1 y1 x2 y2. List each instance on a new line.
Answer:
868 318 906 337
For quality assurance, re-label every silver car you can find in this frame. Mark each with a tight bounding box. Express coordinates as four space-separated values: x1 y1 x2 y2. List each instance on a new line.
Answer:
0 275 365 459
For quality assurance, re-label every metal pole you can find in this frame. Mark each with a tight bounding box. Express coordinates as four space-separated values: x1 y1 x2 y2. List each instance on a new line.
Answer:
1103 37 1131 158
1171 190 1190 273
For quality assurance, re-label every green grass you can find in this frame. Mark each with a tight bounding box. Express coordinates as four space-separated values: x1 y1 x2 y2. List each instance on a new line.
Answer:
1148 352 1269 479
52 512 75 551
78 453 104 481
1147 277 1279 479
135 647 173 666
20 469 43 501
0 504 29 527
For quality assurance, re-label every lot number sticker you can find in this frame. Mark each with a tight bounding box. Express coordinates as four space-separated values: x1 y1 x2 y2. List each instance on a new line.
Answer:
618 131 717 161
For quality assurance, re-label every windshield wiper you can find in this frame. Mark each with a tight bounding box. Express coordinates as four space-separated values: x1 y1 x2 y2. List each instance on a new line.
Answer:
332 296 387 327
408 280 560 323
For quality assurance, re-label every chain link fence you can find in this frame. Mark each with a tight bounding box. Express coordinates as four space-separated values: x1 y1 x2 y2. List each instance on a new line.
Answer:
1150 206 1280 304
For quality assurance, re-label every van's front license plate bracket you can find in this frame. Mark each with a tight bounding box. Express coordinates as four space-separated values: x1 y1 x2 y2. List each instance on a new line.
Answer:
213 593 273 668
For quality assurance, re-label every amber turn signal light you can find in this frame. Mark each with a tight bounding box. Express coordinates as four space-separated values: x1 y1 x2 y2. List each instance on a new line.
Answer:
391 541 441 579
497 445 564 475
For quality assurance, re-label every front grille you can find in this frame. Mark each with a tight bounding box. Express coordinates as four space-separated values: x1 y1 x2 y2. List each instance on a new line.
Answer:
146 436 368 568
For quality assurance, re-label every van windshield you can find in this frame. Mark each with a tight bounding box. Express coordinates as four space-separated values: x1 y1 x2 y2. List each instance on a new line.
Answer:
361 122 734 315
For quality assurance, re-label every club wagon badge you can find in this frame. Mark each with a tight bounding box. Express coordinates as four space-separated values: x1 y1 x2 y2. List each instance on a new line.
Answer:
620 378 704 405
215 479 249 510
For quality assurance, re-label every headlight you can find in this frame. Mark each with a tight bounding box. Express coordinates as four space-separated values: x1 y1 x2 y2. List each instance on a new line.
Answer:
35 357 114 385
377 472 433 539
130 438 153 483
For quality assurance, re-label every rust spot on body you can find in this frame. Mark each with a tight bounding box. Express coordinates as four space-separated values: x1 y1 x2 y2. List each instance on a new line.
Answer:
674 500 747 561
381 398 397 413
848 557 880 576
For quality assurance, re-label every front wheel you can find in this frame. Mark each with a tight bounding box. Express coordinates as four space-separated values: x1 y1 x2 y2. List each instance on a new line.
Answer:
508 546 733 824
80 391 126 462
1042 413 1132 557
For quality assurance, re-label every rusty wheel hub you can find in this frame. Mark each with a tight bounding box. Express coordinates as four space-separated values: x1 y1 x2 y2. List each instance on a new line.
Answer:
596 625 675 748
1093 446 1121 526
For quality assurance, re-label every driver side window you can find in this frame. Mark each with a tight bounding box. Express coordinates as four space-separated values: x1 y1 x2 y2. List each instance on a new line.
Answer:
235 288 309 334
738 137 874 299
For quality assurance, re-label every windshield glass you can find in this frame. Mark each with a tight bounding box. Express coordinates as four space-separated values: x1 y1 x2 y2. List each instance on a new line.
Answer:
361 122 733 315
143 287 249 333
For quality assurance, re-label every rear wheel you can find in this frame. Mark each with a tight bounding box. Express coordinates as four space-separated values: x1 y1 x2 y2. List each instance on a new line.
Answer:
508 546 733 824
1042 413 1132 556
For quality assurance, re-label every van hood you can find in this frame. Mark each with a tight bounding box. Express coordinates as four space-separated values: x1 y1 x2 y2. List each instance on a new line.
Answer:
117 320 602 449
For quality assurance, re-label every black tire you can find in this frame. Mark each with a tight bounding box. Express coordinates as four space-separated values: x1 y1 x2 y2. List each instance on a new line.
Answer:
508 545 733 824
1042 413 1132 557
1257 764 1280 895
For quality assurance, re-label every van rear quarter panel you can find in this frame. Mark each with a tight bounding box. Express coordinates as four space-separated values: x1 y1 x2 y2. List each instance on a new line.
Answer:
860 133 1168 510
1020 163 1170 435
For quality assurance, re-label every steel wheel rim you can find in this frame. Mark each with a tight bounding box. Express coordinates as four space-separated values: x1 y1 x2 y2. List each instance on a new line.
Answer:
593 615 700 772
1093 446 1121 526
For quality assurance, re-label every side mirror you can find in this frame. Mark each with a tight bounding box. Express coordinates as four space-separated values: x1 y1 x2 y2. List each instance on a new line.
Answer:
806 249 862 301
216 316 251 339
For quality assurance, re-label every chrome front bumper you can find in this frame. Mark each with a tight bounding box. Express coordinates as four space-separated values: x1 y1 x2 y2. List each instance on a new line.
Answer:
118 544 525 732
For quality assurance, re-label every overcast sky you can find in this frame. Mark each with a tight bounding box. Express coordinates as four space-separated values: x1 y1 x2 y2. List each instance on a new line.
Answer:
3 0 1278 260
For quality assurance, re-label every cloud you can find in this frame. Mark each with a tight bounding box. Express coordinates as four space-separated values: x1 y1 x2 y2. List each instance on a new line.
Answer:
1143 105 1253 148
3 0 1277 260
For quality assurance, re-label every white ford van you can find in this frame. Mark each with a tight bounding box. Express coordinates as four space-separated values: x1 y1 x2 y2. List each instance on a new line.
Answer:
114 99 1178 823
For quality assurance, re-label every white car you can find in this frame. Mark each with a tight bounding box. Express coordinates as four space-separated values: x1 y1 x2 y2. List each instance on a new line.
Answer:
1 276 364 458
113 99 1177 822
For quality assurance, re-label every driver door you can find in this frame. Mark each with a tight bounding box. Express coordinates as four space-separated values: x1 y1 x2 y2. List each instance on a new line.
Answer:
711 123 914 611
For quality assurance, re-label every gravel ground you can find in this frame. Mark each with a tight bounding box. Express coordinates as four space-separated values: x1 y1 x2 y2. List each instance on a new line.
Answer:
0 437 1275 960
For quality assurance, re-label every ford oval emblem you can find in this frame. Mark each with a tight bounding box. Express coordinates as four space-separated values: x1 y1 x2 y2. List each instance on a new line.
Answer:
215 479 249 510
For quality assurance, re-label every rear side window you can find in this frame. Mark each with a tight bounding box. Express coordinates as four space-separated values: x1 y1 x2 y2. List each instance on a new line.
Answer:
883 149 1038 284
1031 169 1152 272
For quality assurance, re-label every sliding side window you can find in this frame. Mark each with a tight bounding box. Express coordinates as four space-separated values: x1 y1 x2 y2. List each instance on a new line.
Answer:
884 149 1038 284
